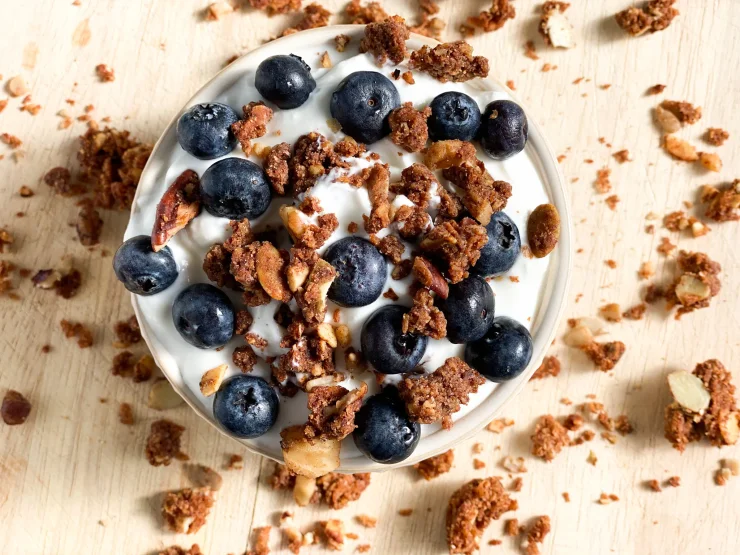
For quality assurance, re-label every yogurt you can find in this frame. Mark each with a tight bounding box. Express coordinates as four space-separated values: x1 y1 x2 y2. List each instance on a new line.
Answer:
125 33 553 464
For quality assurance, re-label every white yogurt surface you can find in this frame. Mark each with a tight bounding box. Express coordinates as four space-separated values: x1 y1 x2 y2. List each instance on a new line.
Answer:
125 38 552 462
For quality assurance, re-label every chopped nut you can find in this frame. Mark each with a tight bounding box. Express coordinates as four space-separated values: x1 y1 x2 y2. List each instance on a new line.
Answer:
654 104 681 133
663 134 698 162
199 364 227 397
256 242 291 302
293 474 317 507
698 151 722 172
151 169 201 251
2 390 32 425
528 204 560 258
280 425 341 478
599 303 622 322
148 379 185 410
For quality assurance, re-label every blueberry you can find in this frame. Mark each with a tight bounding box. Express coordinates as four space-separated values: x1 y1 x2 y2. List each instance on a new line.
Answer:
176 102 239 160
255 54 316 110
361 305 427 375
353 388 420 464
472 212 521 277
428 91 482 141
437 275 495 344
113 235 178 296
172 283 235 349
324 237 387 307
200 157 272 220
213 375 279 439
330 71 401 144
479 100 528 160
464 316 533 383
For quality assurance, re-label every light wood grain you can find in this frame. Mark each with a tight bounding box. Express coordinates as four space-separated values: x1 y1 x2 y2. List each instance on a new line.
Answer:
1 1 739 554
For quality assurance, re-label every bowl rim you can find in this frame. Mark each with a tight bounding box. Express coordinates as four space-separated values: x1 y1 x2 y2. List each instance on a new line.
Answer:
127 24 573 473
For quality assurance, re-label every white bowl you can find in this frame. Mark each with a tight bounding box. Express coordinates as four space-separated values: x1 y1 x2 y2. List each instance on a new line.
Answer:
125 25 572 473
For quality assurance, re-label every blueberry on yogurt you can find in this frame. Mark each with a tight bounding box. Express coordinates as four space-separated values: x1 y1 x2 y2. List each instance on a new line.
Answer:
437 275 495 344
428 91 482 141
479 100 528 160
200 157 272 220
113 235 178 295
472 211 521 277
465 316 533 382
323 237 387 307
176 102 239 160
361 305 427 375
255 54 316 109
353 388 421 464
172 283 235 349
213 375 279 439
330 71 401 144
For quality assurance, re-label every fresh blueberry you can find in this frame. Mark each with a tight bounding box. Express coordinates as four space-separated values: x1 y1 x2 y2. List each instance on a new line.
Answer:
172 283 235 349
176 102 239 160
479 100 528 160
200 157 272 220
324 237 387 307
113 235 178 296
361 305 428 375
213 375 279 439
353 388 420 464
428 91 482 141
464 316 533 382
255 54 316 110
330 71 401 144
437 275 495 344
472 212 521 277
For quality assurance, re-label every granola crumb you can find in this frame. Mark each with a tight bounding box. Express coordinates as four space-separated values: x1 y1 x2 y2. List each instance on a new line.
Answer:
161 488 214 534
622 303 647 320
145 419 186 467
247 526 271 555
522 516 551 555
398 508 414 516
414 449 454 480
226 454 244 470
613 149 630 163
446 477 517 554
581 341 626 371
530 355 560 380
356 514 377 528
531 415 569 461
615 0 679 36
118 402 134 425
60 319 93 348
646 84 666 95
562 492 570 502
95 64 115 82
280 3 331 36
667 476 681 487
647 479 662 492
409 41 489 83
661 99 702 125
335 34 351 52
487 418 515 433
704 127 729 146
468 0 516 33
594 167 611 193
389 102 431 153
2 390 32 425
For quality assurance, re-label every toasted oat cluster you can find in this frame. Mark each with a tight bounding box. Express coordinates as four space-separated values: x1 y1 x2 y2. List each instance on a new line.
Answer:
665 251 722 318
446 477 517 554
360 15 409 65
467 0 516 33
161 488 215 534
414 449 454 480
615 0 678 36
409 41 490 83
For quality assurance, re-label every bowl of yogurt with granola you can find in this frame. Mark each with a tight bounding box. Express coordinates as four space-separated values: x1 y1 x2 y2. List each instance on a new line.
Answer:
115 21 571 475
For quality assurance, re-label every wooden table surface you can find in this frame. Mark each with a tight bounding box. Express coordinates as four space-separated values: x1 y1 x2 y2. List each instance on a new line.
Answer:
1 1 738 554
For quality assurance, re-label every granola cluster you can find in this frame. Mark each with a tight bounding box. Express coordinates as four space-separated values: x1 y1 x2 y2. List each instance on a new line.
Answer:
409 41 489 83
359 15 409 66
414 449 454 480
664 251 722 318
389 102 432 153
467 0 516 33
615 0 679 36
231 101 274 155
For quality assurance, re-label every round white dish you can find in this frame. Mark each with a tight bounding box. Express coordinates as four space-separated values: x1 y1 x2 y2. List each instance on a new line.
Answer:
124 25 572 473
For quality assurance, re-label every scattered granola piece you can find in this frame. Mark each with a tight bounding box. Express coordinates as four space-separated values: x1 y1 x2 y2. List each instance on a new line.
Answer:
162 488 214 534
531 415 569 461
622 303 647 320
646 84 666 95
280 3 331 36
657 237 676 256
315 472 371 509
95 64 115 82
249 0 301 16
199 364 227 397
318 519 344 551
527 204 560 258
698 151 722 172
60 319 93 348
409 41 489 83
305 383 367 440
2 390 32 425
487 418 515 433
594 167 611 193
563 413 584 431
705 127 729 146
663 134 698 161
581 341 626 371
661 100 702 125
446 477 517 554
615 0 679 36
0 133 22 149
247 526 271 555
539 1 574 48
613 149 630 163
665 250 721 317
530 355 560 380
157 545 204 555
145 419 186 466
335 34 351 52
280 425 341 478
701 180 740 222
599 303 622 322
360 15 409 66
654 104 681 133
356 514 377 528
226 454 244 470
468 0 516 33
522 516 551 555
399 357 485 429
0 228 14 253
389 102 431 153
345 0 388 24
667 476 681 487
415 449 454 480
148 379 186 410
231 102 273 157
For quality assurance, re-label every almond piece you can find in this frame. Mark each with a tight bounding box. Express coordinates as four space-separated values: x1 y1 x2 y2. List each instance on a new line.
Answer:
280 205 309 243
286 260 310 293
256 243 291 302
148 379 185 410
719 412 740 445
663 134 699 162
698 151 722 172
280 425 341 478
599 303 622 322
205 1 234 20
305 374 344 391
667 370 711 414
7 76 28 97
412 256 449 299
564 324 594 348
674 274 710 306
334 324 351 347
314 323 338 348
151 169 201 252
654 105 681 133
199 363 227 397
527 203 560 258
542 10 575 48
299 259 336 323
293 475 317 507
